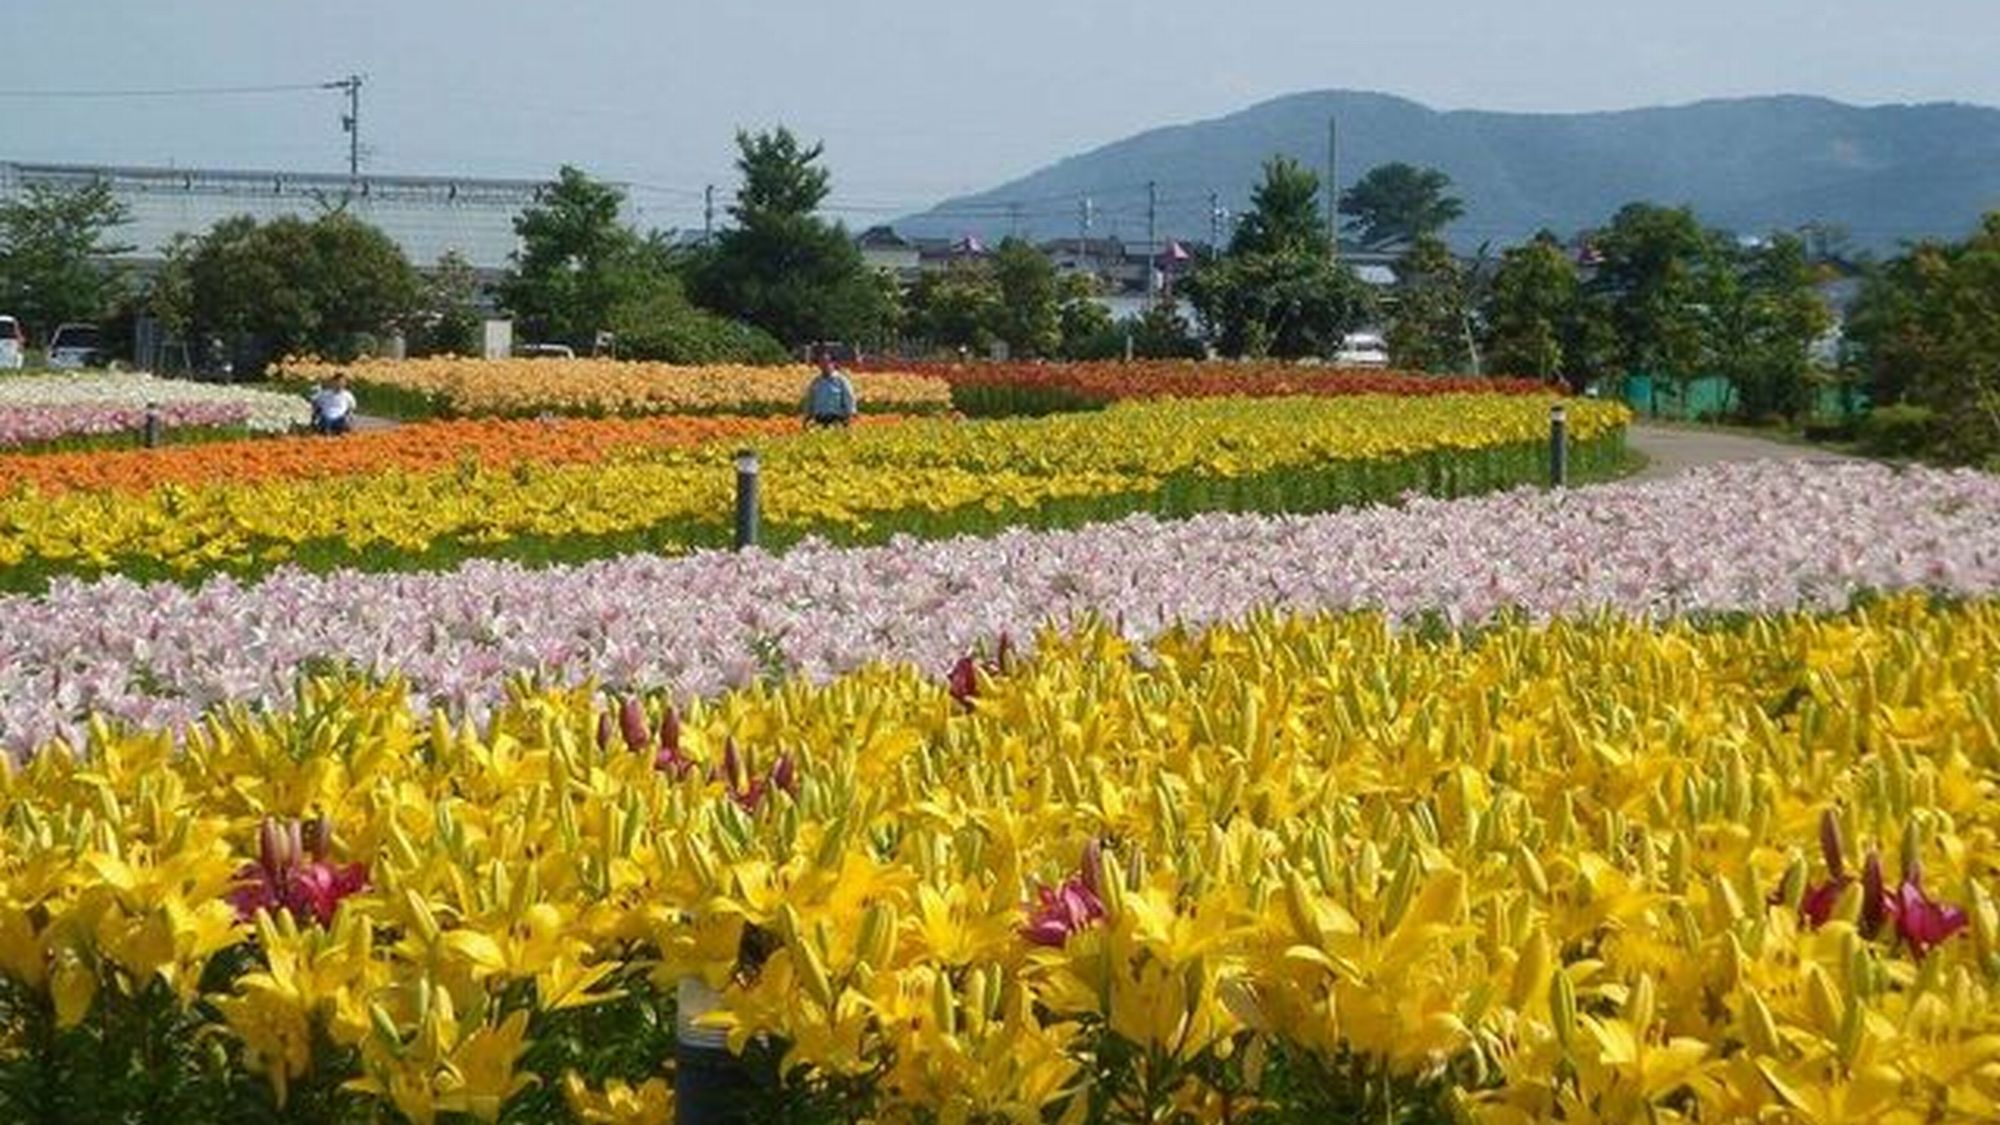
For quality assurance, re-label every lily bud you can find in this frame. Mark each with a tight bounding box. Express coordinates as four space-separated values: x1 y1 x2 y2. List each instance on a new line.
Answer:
1097 852 1127 922
1741 988 1781 1056
618 697 649 753
1550 968 1578 1054
1514 846 1549 900
931 969 956 1037
795 936 837 1012
1509 931 1551 1010
964 966 990 1036
1804 963 1844 1037
1284 871 1322 947
855 901 896 971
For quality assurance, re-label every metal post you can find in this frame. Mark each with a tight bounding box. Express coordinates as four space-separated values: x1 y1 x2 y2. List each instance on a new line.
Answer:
143 402 161 449
1549 403 1569 488
1146 181 1158 301
734 449 760 550
1326 115 1339 262
675 978 752 1125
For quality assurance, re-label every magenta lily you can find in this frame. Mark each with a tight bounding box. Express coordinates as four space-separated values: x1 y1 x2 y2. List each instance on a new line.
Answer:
229 814 368 927
1021 839 1108 947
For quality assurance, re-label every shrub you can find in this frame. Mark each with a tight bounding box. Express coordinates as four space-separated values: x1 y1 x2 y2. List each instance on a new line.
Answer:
1857 403 1938 458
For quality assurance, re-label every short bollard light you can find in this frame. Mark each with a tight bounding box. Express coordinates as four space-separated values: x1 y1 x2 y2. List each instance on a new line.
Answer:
1549 402 1569 488
734 449 760 551
143 402 162 449
676 977 753 1125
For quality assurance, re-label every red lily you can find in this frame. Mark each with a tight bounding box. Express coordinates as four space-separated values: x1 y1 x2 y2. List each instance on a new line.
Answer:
230 815 368 927
1894 861 1969 957
1020 839 1108 948
946 633 1016 709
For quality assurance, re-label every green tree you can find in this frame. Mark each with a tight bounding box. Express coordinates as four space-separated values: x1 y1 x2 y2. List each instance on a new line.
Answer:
691 127 890 347
501 166 643 346
904 263 1000 353
1589 203 1720 397
1386 235 1472 372
0 180 134 337
164 211 418 372
991 238 1061 358
1705 234 1831 420
410 250 485 357
1230 157 1327 257
1056 272 1114 358
607 278 790 365
1338 163 1465 249
1184 157 1374 358
1845 213 2000 462
1481 233 1616 388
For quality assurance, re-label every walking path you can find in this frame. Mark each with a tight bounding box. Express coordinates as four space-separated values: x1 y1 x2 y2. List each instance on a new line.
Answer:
1626 423 1860 482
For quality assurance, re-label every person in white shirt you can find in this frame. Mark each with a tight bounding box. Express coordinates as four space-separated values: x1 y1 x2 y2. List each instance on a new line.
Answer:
801 347 857 428
311 373 358 435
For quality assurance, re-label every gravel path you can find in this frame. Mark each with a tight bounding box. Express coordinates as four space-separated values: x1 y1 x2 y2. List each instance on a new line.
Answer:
1627 423 1860 481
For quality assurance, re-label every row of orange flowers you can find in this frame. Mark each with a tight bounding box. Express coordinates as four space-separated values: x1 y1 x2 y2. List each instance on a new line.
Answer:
865 359 1553 401
0 415 900 496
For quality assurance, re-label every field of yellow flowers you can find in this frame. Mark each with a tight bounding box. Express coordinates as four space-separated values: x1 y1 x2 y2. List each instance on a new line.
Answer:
276 357 954 419
1 595 1996 1123
0 394 1627 590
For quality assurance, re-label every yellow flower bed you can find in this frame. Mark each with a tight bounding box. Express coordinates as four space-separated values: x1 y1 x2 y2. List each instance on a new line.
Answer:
277 356 954 417
1 596 1996 1121
0 395 1627 580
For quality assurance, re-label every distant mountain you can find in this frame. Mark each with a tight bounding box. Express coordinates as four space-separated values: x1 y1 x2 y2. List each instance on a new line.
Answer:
895 92 2000 252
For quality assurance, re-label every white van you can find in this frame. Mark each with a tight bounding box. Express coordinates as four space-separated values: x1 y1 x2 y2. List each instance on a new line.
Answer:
1336 331 1390 368
0 316 23 370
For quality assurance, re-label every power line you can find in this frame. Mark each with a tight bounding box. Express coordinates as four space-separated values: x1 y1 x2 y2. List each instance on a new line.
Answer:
0 81 329 100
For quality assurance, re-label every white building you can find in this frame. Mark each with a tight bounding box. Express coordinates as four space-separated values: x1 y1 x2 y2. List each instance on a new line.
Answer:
0 162 550 274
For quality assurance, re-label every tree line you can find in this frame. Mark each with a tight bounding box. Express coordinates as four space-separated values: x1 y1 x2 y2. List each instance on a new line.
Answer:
0 131 1995 461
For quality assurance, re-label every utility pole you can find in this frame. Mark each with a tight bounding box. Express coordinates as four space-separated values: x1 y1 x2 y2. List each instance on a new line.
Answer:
323 75 363 177
1077 195 1094 276
1326 115 1339 263
1146 181 1158 301
703 185 715 245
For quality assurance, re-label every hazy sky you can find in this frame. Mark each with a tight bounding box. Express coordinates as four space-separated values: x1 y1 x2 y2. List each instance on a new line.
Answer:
6 0 1996 231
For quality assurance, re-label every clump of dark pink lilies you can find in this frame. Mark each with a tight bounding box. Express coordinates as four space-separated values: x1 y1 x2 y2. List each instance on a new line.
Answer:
1790 808 1968 958
947 634 1015 710
230 814 369 927
601 696 797 812
1022 838 1109 948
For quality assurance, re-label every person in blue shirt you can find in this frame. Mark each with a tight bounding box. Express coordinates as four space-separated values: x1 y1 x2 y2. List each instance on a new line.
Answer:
802 347 857 428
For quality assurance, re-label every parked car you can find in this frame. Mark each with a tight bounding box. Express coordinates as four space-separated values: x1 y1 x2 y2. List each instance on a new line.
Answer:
46 323 106 370
1335 331 1390 368
515 343 577 360
0 316 24 370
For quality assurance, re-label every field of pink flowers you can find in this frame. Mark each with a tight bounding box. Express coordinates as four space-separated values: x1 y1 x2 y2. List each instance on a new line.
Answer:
3 459 1993 752
0 401 254 448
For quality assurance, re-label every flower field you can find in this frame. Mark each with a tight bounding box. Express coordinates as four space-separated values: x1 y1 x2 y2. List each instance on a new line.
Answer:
2 593 1998 1123
866 360 1551 417
0 394 1627 589
0 459 1987 755
0 372 310 435
9 350 2000 1123
276 357 954 419
0 414 896 496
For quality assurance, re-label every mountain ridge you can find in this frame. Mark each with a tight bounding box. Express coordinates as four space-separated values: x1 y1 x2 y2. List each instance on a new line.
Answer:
894 91 2000 251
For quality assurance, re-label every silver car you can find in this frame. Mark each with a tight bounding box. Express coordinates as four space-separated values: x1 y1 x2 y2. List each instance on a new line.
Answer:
46 323 104 370
0 316 23 370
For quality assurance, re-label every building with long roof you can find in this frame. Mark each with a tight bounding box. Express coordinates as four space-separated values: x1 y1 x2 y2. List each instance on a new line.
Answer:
0 161 552 274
